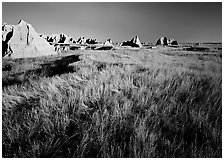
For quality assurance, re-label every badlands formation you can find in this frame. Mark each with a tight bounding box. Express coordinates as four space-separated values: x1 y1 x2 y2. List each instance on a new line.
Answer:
2 20 56 58
2 20 180 59
156 37 178 46
40 33 75 44
104 39 113 46
121 36 143 48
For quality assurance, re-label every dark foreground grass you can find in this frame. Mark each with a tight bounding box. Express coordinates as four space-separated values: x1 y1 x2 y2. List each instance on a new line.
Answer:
2 59 222 158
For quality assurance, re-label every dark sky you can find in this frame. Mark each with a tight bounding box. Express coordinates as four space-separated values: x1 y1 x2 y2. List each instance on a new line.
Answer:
2 2 222 43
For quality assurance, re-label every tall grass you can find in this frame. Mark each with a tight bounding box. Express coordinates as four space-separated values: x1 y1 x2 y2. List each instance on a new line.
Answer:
2 60 221 157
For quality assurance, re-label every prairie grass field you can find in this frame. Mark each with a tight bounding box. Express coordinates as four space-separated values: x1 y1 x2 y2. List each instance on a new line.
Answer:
2 45 222 157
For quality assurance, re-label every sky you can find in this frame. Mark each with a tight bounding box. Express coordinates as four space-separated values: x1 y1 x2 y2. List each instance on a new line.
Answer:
2 2 222 43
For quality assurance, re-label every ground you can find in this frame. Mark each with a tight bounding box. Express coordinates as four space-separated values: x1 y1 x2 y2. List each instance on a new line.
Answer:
2 44 222 158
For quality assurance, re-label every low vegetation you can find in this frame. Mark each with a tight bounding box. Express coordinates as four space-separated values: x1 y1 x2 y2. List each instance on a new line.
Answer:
2 48 222 157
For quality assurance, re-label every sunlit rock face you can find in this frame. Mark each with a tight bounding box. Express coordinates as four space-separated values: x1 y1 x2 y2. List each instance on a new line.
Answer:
156 37 178 46
2 20 56 58
121 36 143 48
104 39 113 46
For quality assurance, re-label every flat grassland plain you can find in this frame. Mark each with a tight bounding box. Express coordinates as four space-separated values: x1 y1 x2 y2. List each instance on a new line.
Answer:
2 43 222 157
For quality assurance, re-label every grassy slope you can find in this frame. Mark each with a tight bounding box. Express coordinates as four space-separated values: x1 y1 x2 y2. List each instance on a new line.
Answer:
2 47 222 157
